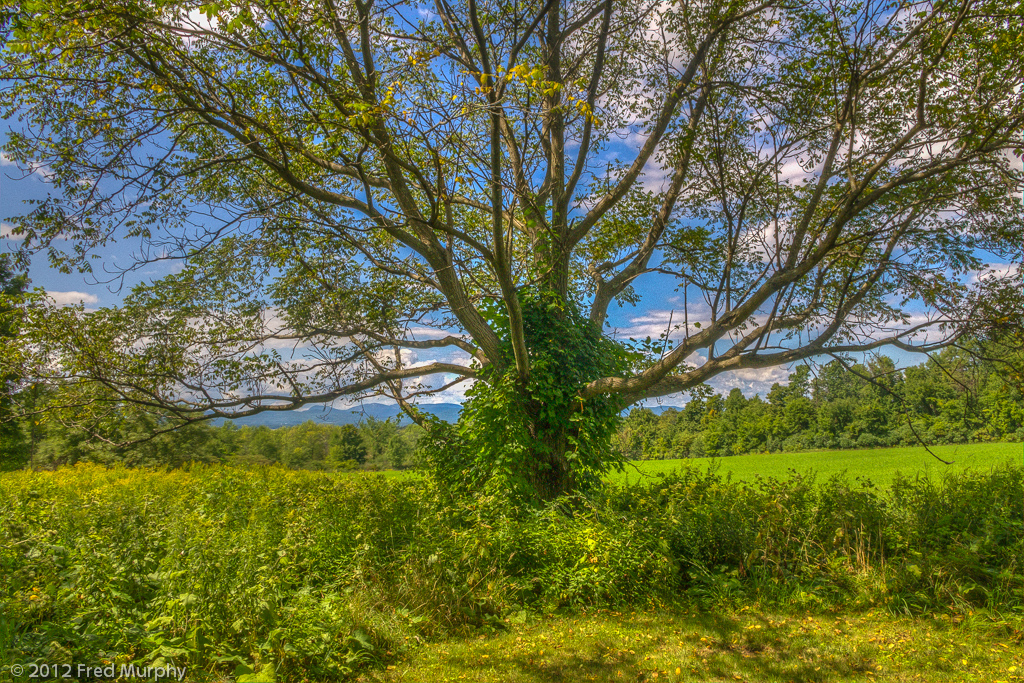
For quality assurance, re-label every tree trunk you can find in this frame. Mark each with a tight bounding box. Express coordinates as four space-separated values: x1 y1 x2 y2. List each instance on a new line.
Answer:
525 424 573 501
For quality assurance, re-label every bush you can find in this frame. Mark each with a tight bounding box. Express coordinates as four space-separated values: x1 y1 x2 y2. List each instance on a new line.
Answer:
2 462 1022 681
855 432 883 448
606 464 1023 611
780 435 808 453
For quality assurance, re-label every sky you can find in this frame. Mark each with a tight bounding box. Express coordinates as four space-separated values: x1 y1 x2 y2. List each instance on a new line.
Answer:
4 2 1024 415
0 151 791 405
3 123 1022 411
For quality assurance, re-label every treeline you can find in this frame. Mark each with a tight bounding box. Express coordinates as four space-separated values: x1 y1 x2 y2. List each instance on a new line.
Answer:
2 415 423 472
616 346 1024 460
3 345 1022 472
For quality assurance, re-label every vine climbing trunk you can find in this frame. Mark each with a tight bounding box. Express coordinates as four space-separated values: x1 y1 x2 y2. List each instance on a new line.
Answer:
420 290 627 503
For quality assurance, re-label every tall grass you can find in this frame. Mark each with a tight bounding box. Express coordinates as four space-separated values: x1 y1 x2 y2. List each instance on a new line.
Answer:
1 462 1022 681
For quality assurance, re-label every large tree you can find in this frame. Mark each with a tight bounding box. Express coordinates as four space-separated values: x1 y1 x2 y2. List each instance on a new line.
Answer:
1 0 1021 497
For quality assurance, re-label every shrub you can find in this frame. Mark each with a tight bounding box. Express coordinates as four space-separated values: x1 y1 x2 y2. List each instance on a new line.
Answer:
2 462 1022 681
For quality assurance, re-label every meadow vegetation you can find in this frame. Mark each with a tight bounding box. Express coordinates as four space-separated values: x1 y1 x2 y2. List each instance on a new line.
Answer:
2 460 1022 682
615 442 1024 487
2 1 1022 679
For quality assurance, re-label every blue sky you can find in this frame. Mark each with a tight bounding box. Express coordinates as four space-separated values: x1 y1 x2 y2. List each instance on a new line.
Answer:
3 126 1022 409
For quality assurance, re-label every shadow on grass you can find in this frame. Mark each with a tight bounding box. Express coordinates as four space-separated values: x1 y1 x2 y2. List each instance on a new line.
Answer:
417 611 884 683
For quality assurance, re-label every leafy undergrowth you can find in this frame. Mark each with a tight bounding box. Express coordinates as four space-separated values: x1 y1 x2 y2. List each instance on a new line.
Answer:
2 463 1023 682
370 609 1024 683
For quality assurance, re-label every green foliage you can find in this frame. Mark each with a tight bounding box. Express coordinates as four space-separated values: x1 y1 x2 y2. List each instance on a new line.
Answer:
419 290 628 502
1 467 422 681
327 425 368 469
618 349 1024 462
10 339 1020 479
0 257 29 471
2 462 1022 680
14 415 423 473
608 464 1024 613
1 0 1022 507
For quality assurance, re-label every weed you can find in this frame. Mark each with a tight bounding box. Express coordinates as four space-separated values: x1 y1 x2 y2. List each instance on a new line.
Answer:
1 461 1022 681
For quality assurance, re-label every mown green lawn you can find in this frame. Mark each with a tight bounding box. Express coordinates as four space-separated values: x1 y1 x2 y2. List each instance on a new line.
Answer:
351 443 1024 488
368 608 1024 683
611 442 1024 488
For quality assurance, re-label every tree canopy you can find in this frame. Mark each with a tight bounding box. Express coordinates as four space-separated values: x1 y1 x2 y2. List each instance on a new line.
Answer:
1 0 1022 496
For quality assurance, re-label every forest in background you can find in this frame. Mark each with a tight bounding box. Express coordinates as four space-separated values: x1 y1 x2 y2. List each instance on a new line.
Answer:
614 345 1024 461
0 410 423 472
2 341 1021 472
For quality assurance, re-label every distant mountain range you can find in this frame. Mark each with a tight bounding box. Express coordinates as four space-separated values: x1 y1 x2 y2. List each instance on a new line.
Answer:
210 401 683 428
211 402 463 428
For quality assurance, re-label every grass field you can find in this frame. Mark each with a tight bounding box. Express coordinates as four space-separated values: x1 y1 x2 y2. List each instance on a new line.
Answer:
370 609 1024 683
611 442 1024 488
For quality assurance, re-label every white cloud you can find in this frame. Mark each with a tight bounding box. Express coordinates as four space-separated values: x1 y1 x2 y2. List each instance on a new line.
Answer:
47 290 100 306
969 263 1021 284
693 364 792 400
639 363 794 409
1 223 23 241
614 305 713 344
739 217 790 264
776 158 818 184
999 144 1023 200
405 326 459 340
167 7 222 44
0 152 53 181
714 365 790 391
0 222 71 243
411 375 476 404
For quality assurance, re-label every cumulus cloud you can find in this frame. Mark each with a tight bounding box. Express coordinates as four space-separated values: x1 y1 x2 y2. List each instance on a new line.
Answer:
411 374 477 404
0 152 53 181
47 290 100 306
969 263 1021 284
709 365 791 396
776 158 816 184
636 355 795 409
405 326 460 340
999 146 1023 200
1 223 23 241
639 153 672 193
614 304 714 344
